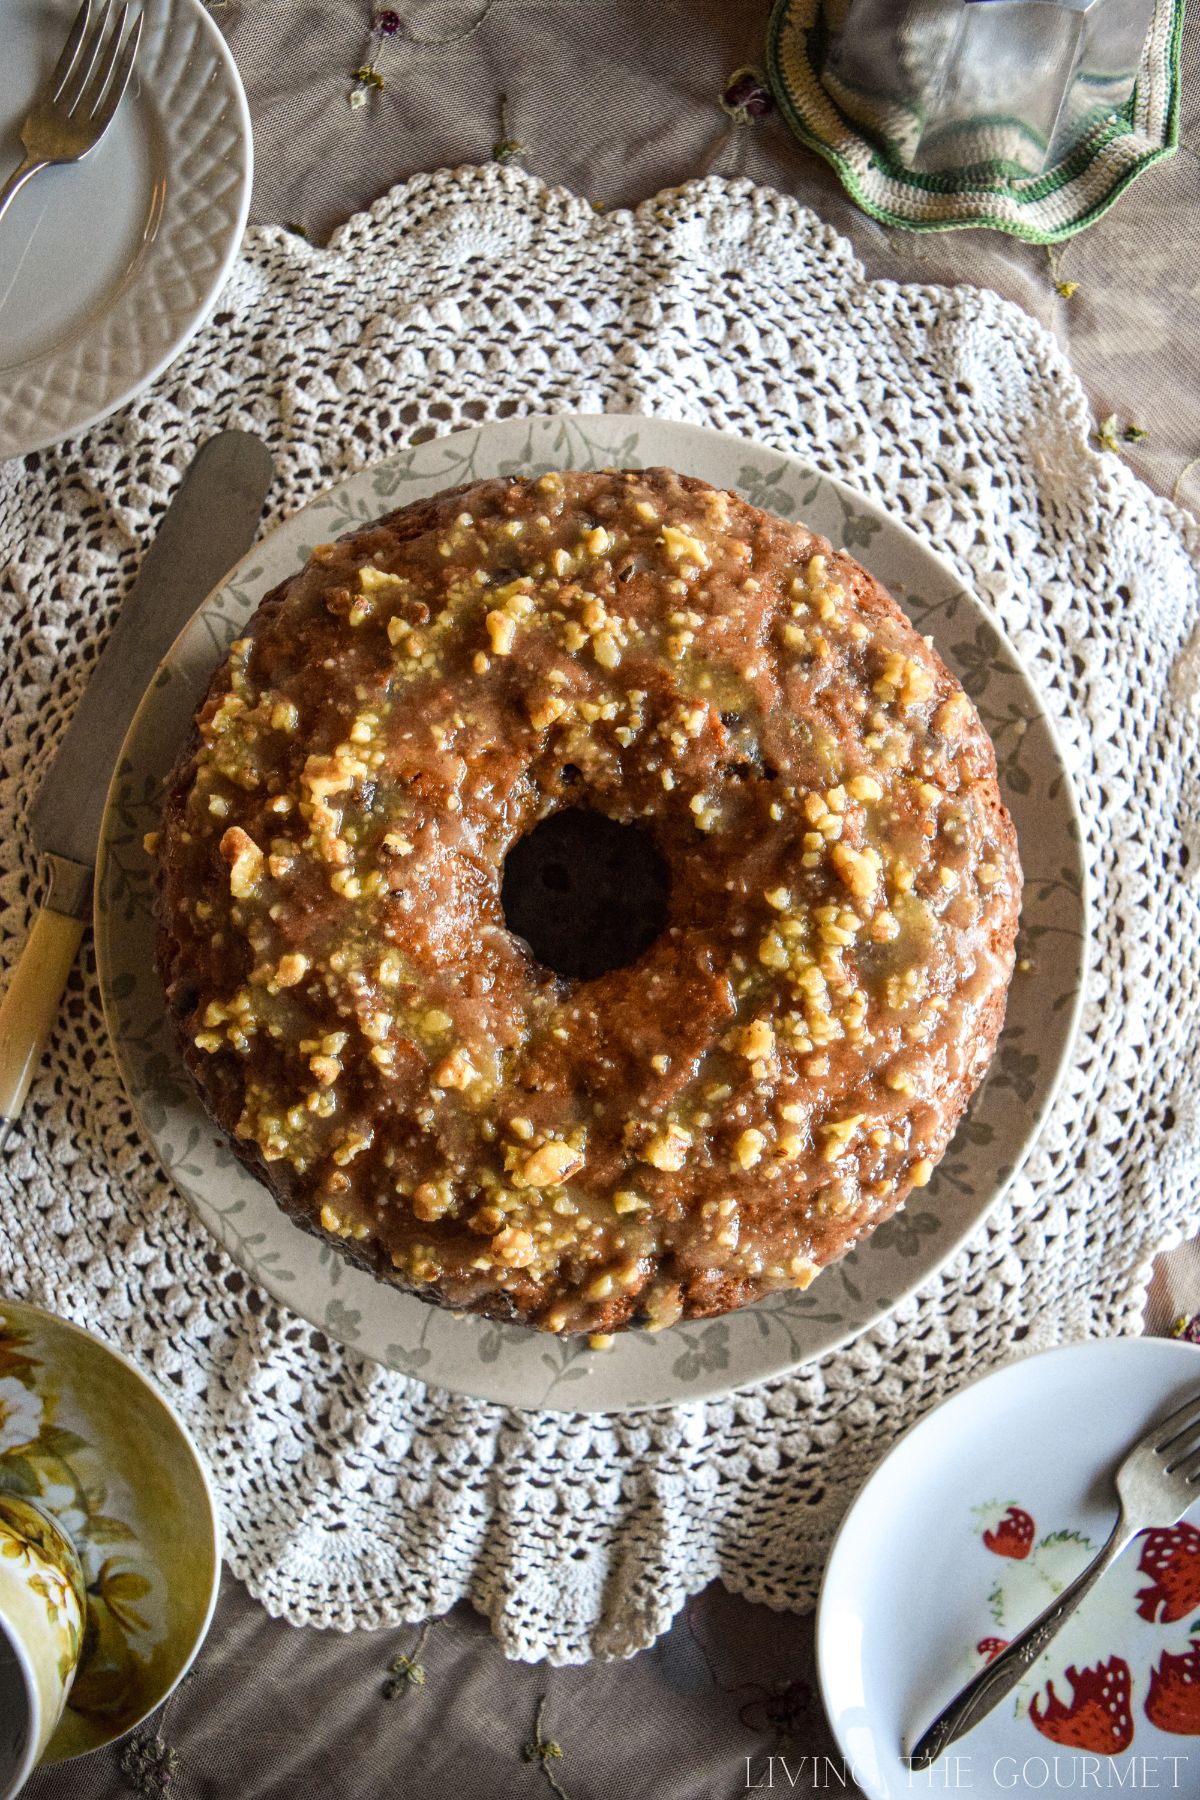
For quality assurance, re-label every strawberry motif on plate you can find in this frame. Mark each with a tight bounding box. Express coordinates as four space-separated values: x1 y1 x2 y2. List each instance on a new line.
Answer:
1144 1637 1200 1735
977 1637 1009 1662
1135 1524 1200 1624
1030 1657 1135 1753
982 1505 1036 1560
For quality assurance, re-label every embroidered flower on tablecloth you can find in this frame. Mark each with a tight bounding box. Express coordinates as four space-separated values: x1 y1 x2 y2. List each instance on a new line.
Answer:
721 68 775 125
349 8 400 107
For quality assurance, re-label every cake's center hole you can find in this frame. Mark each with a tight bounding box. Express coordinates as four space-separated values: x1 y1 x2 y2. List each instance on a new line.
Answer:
501 809 670 980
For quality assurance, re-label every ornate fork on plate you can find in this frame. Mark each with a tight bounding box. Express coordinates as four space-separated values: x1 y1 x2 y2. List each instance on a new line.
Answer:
909 1384 1200 1768
0 0 143 228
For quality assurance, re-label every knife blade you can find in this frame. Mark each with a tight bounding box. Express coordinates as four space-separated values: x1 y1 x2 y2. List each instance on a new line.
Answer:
1 430 274 1148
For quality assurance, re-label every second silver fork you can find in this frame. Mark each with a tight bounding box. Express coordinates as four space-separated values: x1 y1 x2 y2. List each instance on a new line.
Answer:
0 0 143 228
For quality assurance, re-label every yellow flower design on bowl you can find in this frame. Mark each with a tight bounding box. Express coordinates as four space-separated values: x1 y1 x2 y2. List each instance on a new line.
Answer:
0 1302 219 1763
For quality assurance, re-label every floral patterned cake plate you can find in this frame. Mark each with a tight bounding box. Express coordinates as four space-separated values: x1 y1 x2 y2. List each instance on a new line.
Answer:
819 1338 1200 1799
94 413 1088 1413
0 1297 220 1763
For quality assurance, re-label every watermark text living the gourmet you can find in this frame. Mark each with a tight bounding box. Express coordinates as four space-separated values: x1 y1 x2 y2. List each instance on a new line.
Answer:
741 1753 1192 1791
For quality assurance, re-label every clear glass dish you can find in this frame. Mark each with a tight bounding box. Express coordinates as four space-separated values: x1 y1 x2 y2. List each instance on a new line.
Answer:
820 0 1158 177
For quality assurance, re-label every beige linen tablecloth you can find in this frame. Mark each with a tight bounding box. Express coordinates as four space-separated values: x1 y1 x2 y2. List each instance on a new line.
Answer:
225 0 1200 514
22 3 1200 1795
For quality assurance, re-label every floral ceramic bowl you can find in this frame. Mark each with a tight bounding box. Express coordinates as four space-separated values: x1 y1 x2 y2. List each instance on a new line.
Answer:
0 1298 220 1765
0 1493 85 1795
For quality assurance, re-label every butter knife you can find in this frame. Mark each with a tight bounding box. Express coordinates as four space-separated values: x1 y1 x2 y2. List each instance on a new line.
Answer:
0 430 274 1148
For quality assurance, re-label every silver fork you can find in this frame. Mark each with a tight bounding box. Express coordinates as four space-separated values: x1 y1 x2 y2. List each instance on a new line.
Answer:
909 1384 1200 1770
0 0 143 228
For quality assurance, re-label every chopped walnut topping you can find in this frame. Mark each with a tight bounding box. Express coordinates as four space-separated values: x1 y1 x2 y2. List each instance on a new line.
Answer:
491 1226 536 1267
642 1124 692 1171
302 751 364 800
873 650 936 710
434 1048 478 1090
847 773 882 802
413 1180 455 1221
219 827 264 899
593 630 621 670
519 1139 584 1188
738 1019 775 1061
820 1114 865 1162
486 610 516 656
528 693 569 730
933 692 972 739
660 525 711 569
733 1128 766 1169
831 843 882 902
358 565 408 597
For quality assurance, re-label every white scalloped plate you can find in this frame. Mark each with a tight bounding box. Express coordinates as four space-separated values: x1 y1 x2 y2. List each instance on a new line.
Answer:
95 414 1089 1413
0 0 251 460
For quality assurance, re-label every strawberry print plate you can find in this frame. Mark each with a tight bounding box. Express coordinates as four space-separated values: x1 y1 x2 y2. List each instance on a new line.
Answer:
818 1338 1200 1798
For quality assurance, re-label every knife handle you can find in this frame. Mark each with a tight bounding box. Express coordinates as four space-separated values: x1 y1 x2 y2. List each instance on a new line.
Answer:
0 906 85 1150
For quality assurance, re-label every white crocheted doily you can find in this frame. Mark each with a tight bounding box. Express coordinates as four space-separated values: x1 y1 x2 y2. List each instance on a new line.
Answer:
2 166 1198 1663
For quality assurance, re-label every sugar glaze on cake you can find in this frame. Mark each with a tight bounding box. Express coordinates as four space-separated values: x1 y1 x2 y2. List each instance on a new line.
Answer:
154 467 1021 1337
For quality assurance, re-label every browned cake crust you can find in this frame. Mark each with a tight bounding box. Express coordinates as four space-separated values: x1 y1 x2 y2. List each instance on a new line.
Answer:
154 467 1021 1337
